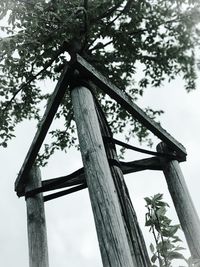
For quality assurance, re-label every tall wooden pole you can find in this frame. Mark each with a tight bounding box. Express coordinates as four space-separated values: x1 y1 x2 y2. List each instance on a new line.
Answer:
25 166 49 267
95 99 151 267
71 85 134 267
157 142 200 260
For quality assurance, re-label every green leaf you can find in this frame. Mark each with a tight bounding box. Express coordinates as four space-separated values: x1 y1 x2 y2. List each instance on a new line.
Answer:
2 142 7 148
172 236 182 243
153 193 163 201
144 197 152 205
0 0 199 156
174 246 185 251
151 253 158 263
156 206 166 217
169 225 180 235
168 251 185 260
145 219 154 227
150 243 155 253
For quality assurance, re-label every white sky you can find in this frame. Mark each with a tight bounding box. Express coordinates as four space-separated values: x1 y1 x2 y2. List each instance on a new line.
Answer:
0 71 200 266
0 9 200 266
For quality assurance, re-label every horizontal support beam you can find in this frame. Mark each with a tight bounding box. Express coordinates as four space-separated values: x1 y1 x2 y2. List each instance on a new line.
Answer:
43 157 162 191
23 157 162 198
44 183 87 202
42 168 85 191
15 64 72 197
121 157 162 174
73 54 187 160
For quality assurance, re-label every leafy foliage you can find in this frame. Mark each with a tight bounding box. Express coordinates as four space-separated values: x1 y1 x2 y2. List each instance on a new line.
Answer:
0 0 200 162
144 194 200 267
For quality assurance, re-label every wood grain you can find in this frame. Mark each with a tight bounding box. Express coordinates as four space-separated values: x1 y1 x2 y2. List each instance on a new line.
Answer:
157 142 200 260
71 85 134 266
25 166 49 267
15 64 72 196
74 54 187 160
96 100 151 266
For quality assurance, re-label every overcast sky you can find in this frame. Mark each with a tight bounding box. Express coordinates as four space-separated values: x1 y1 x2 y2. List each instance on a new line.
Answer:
0 68 200 267
1 3 200 266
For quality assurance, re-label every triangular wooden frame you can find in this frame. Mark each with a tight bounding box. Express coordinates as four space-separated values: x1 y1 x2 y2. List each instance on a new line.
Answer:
15 54 187 196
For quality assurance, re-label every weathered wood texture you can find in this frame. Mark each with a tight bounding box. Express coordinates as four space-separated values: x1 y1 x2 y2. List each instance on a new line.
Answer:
71 85 134 267
25 166 49 267
15 64 72 197
96 99 151 267
73 54 187 159
44 183 87 202
18 157 161 199
40 157 161 192
42 168 85 191
157 142 200 260
121 157 162 173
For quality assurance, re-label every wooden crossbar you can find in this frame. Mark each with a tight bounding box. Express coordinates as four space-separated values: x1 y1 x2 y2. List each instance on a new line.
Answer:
41 157 161 202
23 157 162 198
73 54 187 160
42 157 162 192
15 64 72 196
15 54 187 197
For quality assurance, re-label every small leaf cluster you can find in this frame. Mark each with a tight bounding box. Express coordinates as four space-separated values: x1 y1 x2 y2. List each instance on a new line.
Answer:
145 194 187 267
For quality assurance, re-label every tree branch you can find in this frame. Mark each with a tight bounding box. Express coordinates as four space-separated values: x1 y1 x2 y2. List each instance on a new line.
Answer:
84 0 88 10
89 39 113 52
90 0 123 22
86 1 132 52
2 44 66 114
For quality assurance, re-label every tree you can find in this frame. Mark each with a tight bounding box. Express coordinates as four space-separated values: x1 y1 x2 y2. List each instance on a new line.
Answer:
0 0 200 161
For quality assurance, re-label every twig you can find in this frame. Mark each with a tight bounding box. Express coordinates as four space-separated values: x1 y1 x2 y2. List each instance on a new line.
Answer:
84 0 88 10
154 210 169 267
86 1 131 52
89 39 113 52
149 207 163 266
90 0 123 23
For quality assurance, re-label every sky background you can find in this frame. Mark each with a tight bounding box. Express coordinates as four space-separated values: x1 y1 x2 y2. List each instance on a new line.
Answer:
0 2 200 267
0 69 200 267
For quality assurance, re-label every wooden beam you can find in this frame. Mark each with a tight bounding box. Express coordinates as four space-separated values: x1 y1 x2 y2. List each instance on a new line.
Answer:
25 166 49 267
43 183 87 202
121 157 162 174
42 168 85 192
73 54 187 159
71 85 135 266
39 156 162 202
15 64 72 196
96 100 151 266
157 142 200 260
17 157 162 197
34 157 162 194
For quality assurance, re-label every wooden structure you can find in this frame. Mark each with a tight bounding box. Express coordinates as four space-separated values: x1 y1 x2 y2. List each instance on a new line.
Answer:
15 54 200 266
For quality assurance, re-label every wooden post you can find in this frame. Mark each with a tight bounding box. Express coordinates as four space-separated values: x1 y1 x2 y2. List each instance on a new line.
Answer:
25 166 49 267
157 142 200 260
71 85 134 267
95 99 151 267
